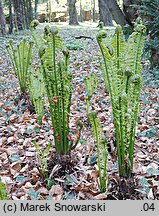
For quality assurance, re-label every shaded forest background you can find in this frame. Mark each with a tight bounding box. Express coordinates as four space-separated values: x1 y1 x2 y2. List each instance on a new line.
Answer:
0 0 159 68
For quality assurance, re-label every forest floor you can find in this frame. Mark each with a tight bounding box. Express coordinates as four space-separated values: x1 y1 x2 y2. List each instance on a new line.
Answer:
0 24 159 200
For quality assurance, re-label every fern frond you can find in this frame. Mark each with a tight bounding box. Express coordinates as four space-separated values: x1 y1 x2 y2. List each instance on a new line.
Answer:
39 26 73 155
97 18 146 176
29 68 46 124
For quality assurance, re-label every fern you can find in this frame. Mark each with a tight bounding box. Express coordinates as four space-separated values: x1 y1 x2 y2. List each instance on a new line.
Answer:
34 141 51 179
84 74 108 192
30 20 45 49
97 18 146 176
29 68 46 124
90 111 108 192
6 39 33 94
39 26 73 155
84 73 98 123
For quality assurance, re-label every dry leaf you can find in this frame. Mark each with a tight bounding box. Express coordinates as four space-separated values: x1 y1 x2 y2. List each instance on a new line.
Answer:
94 193 107 200
20 164 29 173
49 185 63 196
6 147 19 156
12 196 20 200
25 151 35 157
5 106 12 111
37 187 49 195
10 162 21 171
7 136 15 144
137 151 148 159
24 182 34 189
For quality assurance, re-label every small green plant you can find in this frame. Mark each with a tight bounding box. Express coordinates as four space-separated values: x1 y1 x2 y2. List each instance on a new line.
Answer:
29 68 46 124
6 39 33 94
0 177 8 200
34 141 51 179
97 18 146 177
39 26 74 155
85 74 108 192
90 112 108 192
84 73 98 123
66 40 84 51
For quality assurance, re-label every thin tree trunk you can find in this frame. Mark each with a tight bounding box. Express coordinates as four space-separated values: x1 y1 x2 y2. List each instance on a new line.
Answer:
28 0 33 25
67 0 79 25
106 0 131 26
8 0 13 34
79 0 83 22
13 0 24 30
34 0 38 19
92 0 96 22
0 0 6 35
98 0 113 26
22 0 28 29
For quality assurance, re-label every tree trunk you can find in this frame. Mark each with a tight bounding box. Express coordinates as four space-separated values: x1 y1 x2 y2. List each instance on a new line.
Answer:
27 0 33 26
98 0 113 26
106 0 131 26
123 0 141 23
13 0 24 30
34 0 39 19
79 0 83 22
22 0 28 29
91 0 96 22
8 0 13 34
67 0 79 25
0 0 6 35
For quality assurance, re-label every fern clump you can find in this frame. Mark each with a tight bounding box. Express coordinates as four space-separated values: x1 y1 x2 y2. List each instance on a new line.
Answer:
39 26 73 155
6 39 33 95
34 141 51 179
29 68 46 124
97 18 146 177
85 74 108 192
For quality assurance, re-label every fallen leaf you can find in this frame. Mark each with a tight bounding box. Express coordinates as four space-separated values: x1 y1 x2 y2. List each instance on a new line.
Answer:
4 106 12 111
10 162 21 171
49 185 63 196
137 151 148 159
37 187 49 195
20 164 29 173
25 182 34 189
7 136 15 144
94 193 107 200
6 147 19 156
25 151 36 157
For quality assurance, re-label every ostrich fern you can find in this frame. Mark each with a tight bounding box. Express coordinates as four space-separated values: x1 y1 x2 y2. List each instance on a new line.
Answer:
6 39 33 95
39 26 73 155
85 75 108 192
97 18 146 177
29 68 46 124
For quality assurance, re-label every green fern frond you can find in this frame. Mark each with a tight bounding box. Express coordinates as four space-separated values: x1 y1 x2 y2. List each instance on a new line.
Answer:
29 68 46 124
6 39 33 94
39 26 73 155
97 18 146 177
34 141 51 179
